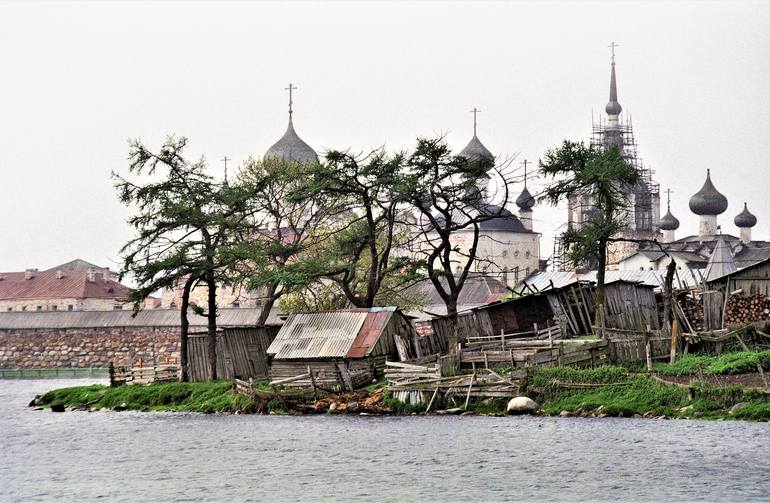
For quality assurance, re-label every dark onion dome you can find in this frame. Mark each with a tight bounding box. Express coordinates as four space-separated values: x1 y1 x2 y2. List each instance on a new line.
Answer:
734 202 757 228
605 62 622 116
458 135 494 162
430 203 530 234
659 208 680 230
264 118 319 164
689 169 728 216
515 186 535 210
478 203 529 232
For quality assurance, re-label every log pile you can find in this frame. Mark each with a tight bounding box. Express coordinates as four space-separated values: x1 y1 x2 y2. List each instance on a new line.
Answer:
725 294 770 325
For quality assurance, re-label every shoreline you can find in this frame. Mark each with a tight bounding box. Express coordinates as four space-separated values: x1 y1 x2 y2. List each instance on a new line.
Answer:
29 363 770 422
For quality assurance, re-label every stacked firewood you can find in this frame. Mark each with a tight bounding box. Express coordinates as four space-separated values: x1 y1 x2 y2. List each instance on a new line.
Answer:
724 294 770 324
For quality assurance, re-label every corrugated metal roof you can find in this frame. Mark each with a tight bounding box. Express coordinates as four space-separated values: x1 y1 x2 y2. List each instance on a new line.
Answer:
266 307 398 359
0 308 282 330
347 311 391 358
517 269 701 294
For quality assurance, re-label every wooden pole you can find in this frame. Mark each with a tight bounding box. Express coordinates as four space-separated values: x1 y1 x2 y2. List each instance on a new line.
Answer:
670 319 680 364
645 324 653 371
464 374 475 411
307 365 318 401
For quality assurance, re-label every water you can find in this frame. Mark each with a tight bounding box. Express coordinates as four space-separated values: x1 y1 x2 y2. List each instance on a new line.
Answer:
1 379 769 502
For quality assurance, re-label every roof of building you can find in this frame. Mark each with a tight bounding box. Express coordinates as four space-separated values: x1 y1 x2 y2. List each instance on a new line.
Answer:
458 135 493 162
516 269 701 293
406 275 508 318
689 169 728 216
264 118 319 165
734 203 757 228
605 60 622 116
0 308 283 330
515 186 535 210
703 235 737 281
430 201 533 234
44 259 104 272
266 307 401 359
659 208 680 231
0 268 131 301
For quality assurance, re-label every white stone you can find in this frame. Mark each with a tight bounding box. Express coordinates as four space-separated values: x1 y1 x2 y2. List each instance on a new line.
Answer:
506 396 537 415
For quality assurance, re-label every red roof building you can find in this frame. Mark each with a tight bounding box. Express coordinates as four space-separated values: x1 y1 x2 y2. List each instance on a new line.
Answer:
0 259 133 312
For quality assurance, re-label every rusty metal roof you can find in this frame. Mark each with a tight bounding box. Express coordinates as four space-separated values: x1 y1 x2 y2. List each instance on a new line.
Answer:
267 307 397 359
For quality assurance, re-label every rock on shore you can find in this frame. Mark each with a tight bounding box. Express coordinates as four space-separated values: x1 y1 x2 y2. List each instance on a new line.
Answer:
507 396 537 415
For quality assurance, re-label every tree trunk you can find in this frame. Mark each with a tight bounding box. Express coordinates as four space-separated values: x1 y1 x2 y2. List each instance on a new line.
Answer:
662 258 676 334
257 283 279 327
595 238 607 338
205 270 217 381
179 274 197 382
446 298 459 356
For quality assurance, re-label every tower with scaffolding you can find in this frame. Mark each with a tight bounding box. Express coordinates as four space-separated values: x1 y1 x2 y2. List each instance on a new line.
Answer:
552 45 661 271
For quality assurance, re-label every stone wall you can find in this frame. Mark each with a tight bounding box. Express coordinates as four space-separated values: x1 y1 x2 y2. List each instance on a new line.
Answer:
0 326 180 369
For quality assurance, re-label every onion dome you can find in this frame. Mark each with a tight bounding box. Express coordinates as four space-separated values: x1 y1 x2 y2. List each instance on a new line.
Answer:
659 208 680 231
458 135 493 162
264 118 318 164
605 60 622 116
734 202 757 228
689 169 728 216
515 186 535 210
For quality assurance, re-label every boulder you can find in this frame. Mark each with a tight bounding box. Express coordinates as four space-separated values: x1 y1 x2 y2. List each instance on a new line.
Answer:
328 402 338 413
559 410 573 417
729 402 749 415
506 396 537 415
347 402 360 413
50 404 65 413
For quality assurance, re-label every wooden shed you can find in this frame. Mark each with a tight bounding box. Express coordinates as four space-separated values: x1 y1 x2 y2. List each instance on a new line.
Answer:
266 307 414 391
602 280 660 331
188 326 279 381
708 257 770 297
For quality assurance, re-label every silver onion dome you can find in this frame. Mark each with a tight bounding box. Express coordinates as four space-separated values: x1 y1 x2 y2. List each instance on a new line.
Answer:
734 203 757 228
689 169 728 216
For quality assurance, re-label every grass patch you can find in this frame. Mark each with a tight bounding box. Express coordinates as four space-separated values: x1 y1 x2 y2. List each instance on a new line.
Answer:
652 350 770 376
36 381 264 413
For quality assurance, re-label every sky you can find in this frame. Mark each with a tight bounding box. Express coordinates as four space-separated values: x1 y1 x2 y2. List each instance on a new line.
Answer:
1 0 769 273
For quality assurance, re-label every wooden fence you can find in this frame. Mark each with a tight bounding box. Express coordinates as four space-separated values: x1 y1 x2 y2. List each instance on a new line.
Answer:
188 326 278 381
111 364 178 386
604 328 671 363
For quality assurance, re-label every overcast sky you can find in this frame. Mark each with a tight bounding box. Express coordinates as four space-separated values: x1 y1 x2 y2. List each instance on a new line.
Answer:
2 0 769 273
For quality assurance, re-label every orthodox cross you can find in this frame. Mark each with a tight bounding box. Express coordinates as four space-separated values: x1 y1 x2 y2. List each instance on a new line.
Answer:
470 107 480 136
608 41 619 63
665 188 673 209
521 159 529 187
285 83 297 118
221 156 230 183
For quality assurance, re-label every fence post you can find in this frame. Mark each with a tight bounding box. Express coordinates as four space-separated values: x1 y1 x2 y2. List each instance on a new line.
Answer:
644 325 652 370
307 365 318 401
670 320 680 364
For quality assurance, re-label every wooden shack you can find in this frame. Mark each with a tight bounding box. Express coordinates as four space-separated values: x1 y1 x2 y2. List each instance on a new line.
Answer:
266 307 414 391
188 326 279 381
602 280 660 331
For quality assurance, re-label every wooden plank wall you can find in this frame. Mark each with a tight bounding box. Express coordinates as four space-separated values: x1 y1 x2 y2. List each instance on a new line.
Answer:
604 329 670 363
188 326 278 381
702 291 724 330
603 283 660 331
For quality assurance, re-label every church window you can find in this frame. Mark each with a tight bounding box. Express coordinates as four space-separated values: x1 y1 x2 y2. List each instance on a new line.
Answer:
67 305 74 311
113 304 123 310
52 305 57 311
526 251 531 259
232 302 240 308
7 307 12 311
514 250 520 258
22 306 27 311
502 250 508 258
36 306 42 311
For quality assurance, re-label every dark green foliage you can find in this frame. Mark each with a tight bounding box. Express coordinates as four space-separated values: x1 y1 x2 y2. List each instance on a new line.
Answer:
652 350 770 376
532 365 630 387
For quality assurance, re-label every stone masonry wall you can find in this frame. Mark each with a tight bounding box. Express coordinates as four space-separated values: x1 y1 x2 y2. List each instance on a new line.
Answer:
0 327 181 368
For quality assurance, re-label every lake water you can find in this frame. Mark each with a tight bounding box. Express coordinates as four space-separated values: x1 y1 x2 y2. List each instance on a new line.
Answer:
1 378 769 502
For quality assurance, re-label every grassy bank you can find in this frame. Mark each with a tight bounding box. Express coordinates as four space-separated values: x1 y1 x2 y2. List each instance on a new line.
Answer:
649 350 770 376
33 381 265 413
531 366 770 421
32 363 770 420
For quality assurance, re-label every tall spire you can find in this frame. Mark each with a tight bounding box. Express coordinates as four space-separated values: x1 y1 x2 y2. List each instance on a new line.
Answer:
605 41 622 124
